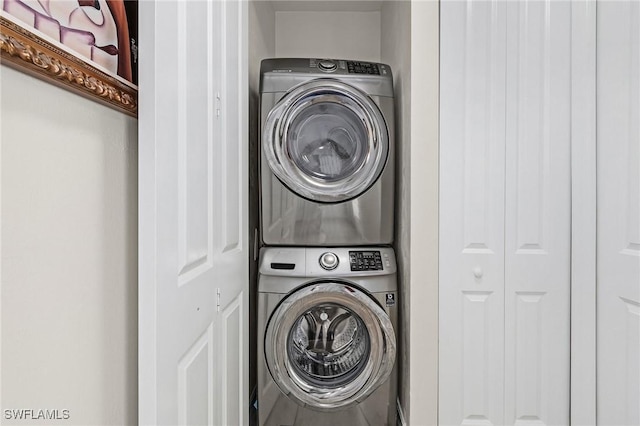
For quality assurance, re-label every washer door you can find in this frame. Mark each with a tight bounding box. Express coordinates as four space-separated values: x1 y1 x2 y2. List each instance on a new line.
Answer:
263 79 389 203
264 282 396 411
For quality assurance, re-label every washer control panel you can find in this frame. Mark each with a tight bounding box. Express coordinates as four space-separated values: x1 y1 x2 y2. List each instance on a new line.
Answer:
349 250 386 271
347 61 380 75
259 247 396 277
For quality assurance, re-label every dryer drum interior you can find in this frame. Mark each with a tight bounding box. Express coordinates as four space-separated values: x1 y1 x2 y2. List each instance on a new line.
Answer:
287 102 368 183
263 79 389 204
264 282 396 411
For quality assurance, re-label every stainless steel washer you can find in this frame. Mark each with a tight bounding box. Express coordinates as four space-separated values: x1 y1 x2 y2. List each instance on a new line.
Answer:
257 246 398 426
260 58 395 246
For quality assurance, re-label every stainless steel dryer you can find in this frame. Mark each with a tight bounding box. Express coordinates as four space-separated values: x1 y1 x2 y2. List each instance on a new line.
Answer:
257 246 398 426
260 58 395 246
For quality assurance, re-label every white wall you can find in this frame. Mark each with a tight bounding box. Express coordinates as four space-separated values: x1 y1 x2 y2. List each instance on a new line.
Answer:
407 1 439 424
275 11 380 61
1 66 138 426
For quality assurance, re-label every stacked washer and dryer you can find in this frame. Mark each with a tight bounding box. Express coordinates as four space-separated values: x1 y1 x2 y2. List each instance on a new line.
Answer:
257 58 398 426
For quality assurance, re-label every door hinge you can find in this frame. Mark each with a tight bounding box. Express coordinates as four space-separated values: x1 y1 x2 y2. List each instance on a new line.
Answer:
216 288 221 312
216 92 221 118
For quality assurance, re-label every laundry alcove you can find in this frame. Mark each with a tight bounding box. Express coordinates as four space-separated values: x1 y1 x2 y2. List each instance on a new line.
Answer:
247 2 437 425
139 0 438 424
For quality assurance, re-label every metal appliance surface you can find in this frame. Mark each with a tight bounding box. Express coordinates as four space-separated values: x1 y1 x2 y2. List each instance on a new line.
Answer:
260 58 395 246
258 246 398 426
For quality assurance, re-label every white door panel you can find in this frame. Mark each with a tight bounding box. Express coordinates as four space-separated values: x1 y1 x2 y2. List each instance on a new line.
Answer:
177 324 216 426
221 294 244 426
570 2 597 423
440 1 507 424
504 2 571 425
139 1 248 425
215 0 248 309
597 2 640 425
440 1 571 424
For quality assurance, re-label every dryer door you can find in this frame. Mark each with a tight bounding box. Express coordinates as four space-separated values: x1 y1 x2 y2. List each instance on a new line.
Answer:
263 79 389 203
264 282 396 411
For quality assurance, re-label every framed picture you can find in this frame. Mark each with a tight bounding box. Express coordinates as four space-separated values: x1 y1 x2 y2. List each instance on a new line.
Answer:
0 0 138 117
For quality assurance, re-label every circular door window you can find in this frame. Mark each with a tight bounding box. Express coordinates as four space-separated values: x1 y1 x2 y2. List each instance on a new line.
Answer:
264 282 396 411
263 79 389 204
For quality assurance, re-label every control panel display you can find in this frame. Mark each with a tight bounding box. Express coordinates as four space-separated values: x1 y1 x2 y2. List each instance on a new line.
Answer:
349 251 383 271
347 61 380 75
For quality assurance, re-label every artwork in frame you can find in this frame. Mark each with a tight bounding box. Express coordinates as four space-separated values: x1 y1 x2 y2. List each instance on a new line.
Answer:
0 0 138 117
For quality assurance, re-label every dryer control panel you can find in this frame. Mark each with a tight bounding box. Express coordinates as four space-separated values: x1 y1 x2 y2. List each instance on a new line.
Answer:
349 250 388 271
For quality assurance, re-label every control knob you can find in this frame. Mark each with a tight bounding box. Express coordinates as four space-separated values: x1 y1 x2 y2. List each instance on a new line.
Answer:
318 60 337 72
319 252 339 270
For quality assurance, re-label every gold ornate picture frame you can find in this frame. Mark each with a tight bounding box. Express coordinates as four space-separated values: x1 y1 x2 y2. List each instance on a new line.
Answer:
0 6 137 118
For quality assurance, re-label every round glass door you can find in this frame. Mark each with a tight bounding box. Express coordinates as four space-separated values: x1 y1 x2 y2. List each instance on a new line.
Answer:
287 303 370 388
264 282 396 411
263 79 389 203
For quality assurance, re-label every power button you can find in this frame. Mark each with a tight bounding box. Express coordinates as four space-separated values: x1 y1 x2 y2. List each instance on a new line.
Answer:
319 252 339 270
318 60 337 72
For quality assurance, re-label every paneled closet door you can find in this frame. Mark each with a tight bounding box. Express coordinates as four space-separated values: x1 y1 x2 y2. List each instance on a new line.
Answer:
597 3 640 425
138 1 249 425
503 2 571 424
440 1 571 425
439 2 507 424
